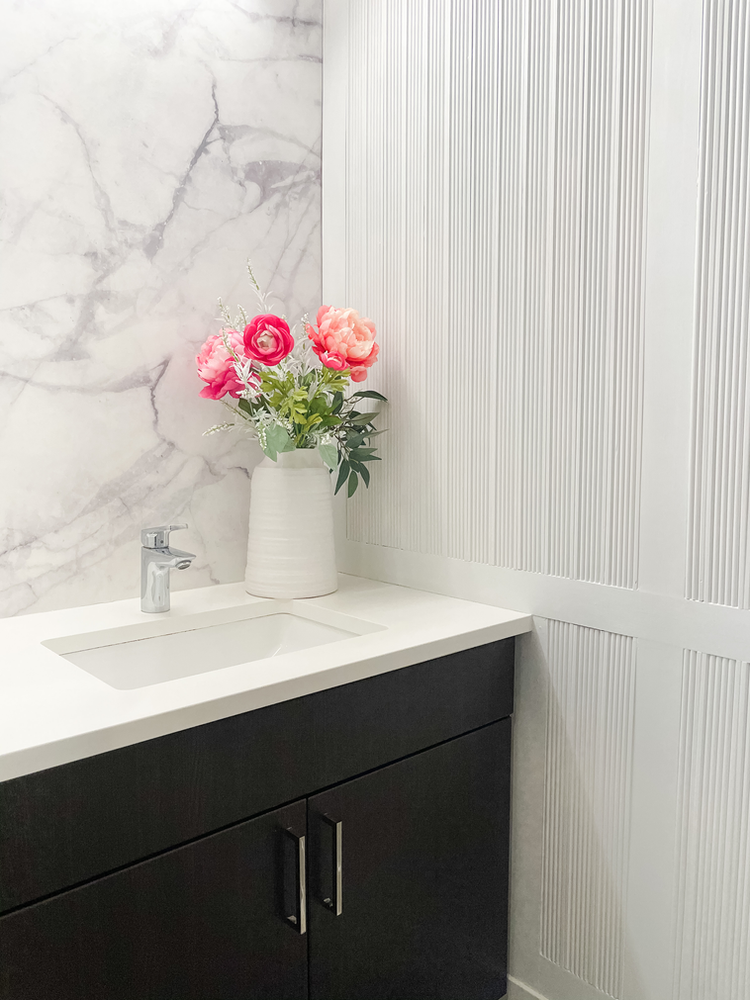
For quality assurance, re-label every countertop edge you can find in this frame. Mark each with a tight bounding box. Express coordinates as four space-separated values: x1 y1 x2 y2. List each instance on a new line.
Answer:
0 613 531 783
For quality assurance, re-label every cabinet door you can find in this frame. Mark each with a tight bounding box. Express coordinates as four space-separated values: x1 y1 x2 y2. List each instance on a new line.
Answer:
0 800 308 1000
308 719 511 1000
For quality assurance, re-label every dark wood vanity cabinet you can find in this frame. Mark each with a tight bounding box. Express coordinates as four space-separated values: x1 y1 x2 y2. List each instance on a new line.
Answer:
0 639 514 1000
0 800 310 1000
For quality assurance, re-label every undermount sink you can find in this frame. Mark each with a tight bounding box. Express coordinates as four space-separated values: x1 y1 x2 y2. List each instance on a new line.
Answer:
42 602 385 690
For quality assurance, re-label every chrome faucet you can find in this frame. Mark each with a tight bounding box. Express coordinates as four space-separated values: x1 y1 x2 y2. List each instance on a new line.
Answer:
140 524 196 613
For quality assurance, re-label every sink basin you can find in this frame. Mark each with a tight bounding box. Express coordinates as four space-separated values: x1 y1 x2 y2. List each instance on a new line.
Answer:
42 602 385 690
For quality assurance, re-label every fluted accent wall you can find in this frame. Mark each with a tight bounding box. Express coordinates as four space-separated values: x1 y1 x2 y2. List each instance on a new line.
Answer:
344 0 651 588
673 651 750 1000
540 622 636 998
687 0 750 609
325 2 750 999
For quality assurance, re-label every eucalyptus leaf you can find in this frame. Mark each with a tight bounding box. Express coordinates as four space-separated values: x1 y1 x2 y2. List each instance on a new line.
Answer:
318 443 338 470
335 460 350 495
351 412 378 426
266 424 294 455
352 389 388 402
359 464 371 488
347 471 359 497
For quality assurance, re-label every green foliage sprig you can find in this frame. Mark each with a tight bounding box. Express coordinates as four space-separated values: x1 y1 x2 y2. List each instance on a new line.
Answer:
329 389 388 496
229 355 387 495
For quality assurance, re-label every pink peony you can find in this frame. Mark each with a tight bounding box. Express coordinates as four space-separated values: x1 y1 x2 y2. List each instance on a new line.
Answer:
350 363 375 383
243 313 294 366
196 329 248 400
306 306 379 380
316 351 348 371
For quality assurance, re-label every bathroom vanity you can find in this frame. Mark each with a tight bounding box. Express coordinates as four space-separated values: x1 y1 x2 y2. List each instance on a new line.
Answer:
0 576 530 1000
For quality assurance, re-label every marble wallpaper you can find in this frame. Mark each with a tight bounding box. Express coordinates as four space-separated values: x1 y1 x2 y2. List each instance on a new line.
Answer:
0 0 322 616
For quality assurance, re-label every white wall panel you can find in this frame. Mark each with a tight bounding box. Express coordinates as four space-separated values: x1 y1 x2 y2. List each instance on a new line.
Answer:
541 622 636 998
323 2 750 999
673 651 750 1000
342 0 651 589
687 0 750 609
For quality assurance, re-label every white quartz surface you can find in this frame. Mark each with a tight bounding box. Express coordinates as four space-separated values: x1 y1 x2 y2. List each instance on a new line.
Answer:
0 575 530 782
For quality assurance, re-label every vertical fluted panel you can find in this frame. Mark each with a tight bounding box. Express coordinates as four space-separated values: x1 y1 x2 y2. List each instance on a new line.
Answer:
540 621 636 998
673 651 750 1000
344 0 651 588
687 0 750 608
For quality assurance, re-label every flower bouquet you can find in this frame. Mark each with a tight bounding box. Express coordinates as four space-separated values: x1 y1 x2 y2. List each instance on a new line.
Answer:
196 264 386 498
195 263 386 599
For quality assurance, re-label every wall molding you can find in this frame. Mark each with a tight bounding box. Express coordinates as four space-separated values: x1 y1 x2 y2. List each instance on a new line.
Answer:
343 541 750 661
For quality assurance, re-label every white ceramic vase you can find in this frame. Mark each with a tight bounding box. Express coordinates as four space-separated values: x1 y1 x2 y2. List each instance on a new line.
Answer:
244 449 338 599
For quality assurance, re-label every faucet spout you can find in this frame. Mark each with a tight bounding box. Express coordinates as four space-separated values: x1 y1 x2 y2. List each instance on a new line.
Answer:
140 525 196 613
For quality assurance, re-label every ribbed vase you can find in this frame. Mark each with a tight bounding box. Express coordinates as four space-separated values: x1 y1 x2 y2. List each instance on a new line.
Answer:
244 449 338 599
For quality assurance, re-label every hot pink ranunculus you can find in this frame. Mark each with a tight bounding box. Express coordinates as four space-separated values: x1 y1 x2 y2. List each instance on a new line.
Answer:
243 314 294 366
306 306 379 380
196 330 248 400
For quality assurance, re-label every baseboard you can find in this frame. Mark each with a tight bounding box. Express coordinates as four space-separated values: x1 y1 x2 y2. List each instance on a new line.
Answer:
506 975 553 1000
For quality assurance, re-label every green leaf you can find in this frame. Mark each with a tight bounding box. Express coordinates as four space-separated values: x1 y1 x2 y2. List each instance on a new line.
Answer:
347 471 359 497
266 424 295 455
359 464 370 487
334 460 350 495
346 432 367 448
309 395 328 415
238 398 253 415
332 392 344 415
318 443 338 470
351 411 378 426
352 389 388 402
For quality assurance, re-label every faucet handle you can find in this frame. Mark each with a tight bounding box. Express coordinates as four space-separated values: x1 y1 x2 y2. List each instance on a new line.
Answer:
141 523 188 549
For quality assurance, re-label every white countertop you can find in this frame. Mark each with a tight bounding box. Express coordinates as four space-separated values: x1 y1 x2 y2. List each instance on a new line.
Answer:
0 575 531 782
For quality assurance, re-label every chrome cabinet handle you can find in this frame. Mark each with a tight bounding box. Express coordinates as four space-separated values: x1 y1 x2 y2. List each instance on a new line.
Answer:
322 815 343 916
284 828 307 935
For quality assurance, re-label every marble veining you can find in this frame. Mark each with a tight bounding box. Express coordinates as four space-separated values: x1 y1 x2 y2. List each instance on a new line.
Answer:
0 0 322 616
